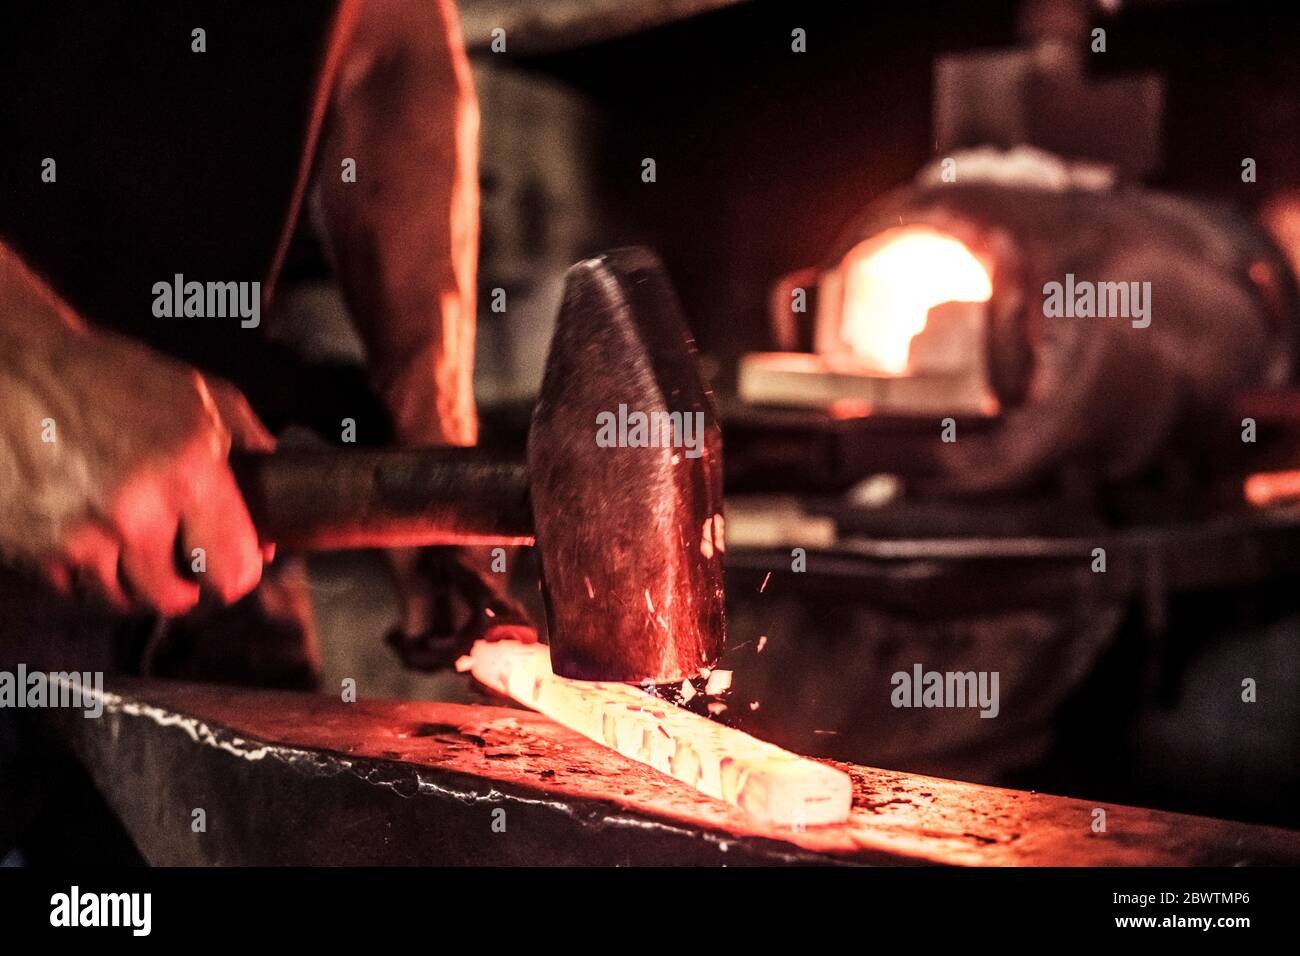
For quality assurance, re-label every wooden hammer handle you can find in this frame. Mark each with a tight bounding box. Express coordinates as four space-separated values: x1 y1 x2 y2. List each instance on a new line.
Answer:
231 448 534 551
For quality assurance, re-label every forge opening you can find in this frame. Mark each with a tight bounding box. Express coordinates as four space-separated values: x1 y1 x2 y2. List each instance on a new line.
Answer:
837 226 993 375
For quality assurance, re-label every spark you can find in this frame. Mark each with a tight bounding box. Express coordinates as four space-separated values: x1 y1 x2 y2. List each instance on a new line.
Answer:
759 572 771 593
757 635 768 653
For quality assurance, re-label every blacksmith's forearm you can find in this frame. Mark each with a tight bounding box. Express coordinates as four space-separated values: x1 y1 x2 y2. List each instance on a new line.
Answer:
315 0 480 447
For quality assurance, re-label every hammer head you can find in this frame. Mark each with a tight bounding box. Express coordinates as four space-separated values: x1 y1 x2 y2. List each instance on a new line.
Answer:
527 248 726 683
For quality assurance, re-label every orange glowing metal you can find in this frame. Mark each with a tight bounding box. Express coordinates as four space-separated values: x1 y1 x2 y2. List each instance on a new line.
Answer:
838 226 992 374
462 640 852 827
1244 469 1300 507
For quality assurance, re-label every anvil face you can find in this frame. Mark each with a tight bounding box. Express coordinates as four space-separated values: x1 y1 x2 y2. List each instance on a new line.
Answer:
527 248 726 683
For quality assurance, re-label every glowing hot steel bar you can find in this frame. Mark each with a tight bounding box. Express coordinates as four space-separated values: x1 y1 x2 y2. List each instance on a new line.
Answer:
463 640 852 827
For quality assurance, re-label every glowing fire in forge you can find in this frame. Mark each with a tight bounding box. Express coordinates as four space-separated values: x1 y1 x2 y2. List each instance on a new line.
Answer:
838 226 992 374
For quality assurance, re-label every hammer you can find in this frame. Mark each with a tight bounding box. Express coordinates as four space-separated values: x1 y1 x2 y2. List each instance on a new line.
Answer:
233 248 726 683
